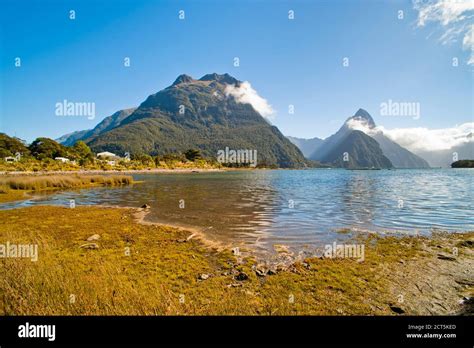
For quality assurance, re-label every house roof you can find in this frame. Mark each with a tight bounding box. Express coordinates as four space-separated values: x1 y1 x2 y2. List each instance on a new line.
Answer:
97 151 117 157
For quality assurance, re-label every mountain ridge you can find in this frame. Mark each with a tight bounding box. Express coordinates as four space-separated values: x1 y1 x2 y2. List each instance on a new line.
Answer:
320 130 393 169
308 108 430 168
67 73 308 168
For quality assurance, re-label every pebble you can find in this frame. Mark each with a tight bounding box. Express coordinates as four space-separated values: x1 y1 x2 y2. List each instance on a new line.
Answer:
198 274 210 280
80 243 99 250
87 234 101 241
390 305 405 314
437 254 456 261
235 272 249 281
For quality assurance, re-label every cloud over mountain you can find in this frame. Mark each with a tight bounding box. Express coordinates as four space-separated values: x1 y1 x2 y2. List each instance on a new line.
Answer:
347 118 474 153
225 82 274 119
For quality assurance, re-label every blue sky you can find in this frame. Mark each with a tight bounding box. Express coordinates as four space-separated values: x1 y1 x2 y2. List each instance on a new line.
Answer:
0 0 472 143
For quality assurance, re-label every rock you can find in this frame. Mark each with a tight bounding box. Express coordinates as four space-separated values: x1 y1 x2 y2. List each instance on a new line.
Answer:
455 278 474 286
87 234 100 241
390 305 405 314
273 244 290 254
231 247 240 255
458 297 474 315
141 204 151 209
227 283 243 288
254 264 270 277
235 272 249 281
198 273 209 280
80 243 99 250
186 233 197 241
457 240 474 247
437 253 456 261
267 268 277 276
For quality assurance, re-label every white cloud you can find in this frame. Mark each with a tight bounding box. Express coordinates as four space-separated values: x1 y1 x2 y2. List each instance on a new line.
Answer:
463 24 473 47
224 82 274 119
346 118 379 135
382 123 474 152
414 0 474 26
413 0 474 64
347 118 474 152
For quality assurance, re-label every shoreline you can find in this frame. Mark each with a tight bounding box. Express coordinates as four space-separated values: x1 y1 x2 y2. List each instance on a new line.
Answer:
99 204 233 253
1 167 464 177
0 168 227 176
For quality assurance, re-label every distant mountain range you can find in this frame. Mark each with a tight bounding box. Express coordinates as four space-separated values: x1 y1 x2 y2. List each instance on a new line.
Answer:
414 139 474 168
287 136 323 158
57 108 137 146
56 77 470 170
289 108 431 169
58 73 307 168
56 108 137 147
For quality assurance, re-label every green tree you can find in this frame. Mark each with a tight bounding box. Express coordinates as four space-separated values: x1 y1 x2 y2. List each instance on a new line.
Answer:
184 149 202 161
29 138 68 160
451 160 474 168
0 133 30 158
72 141 93 160
132 154 154 166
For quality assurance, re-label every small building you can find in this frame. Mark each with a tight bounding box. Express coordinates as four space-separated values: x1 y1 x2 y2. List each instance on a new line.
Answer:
4 156 17 163
55 157 70 163
97 151 117 159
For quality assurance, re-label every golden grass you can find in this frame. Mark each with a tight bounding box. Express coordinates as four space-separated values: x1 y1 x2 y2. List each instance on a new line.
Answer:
1 205 467 315
0 187 27 203
0 175 133 203
0 174 133 191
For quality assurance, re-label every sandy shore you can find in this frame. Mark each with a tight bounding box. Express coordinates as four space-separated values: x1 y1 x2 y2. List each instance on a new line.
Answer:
0 168 227 176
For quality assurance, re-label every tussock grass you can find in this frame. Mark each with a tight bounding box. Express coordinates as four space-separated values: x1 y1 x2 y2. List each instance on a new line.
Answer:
1 206 467 315
0 175 133 191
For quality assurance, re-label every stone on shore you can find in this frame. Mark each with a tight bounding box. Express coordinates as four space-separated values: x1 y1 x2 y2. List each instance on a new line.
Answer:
87 234 101 241
80 243 99 250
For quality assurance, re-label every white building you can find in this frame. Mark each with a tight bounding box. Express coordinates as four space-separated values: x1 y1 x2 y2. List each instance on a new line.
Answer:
55 157 70 163
97 151 117 159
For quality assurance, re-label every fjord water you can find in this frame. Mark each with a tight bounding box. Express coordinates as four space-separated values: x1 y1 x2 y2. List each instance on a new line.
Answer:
3 169 473 255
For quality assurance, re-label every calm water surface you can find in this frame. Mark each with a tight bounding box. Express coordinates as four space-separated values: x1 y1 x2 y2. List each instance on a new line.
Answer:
2 169 473 255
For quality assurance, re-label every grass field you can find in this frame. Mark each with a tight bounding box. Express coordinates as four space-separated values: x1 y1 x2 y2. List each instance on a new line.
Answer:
0 174 133 203
0 205 471 315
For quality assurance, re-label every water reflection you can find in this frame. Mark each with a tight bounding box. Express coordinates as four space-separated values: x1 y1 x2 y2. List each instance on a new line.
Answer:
1 169 472 255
